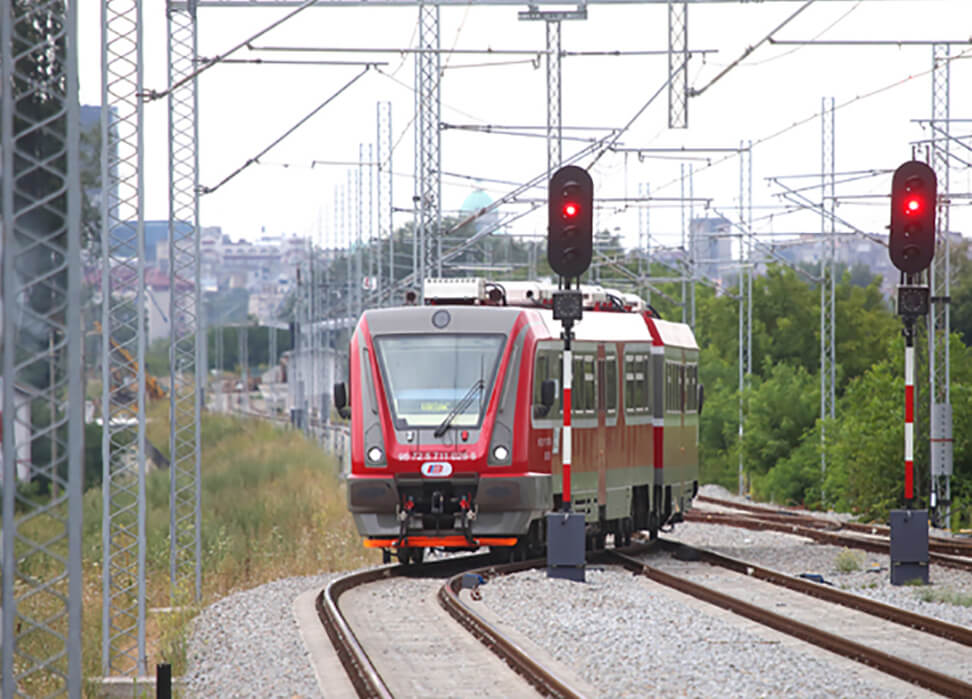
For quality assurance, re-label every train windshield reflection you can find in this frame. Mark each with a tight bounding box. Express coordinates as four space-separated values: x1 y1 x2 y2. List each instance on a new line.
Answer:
373 334 505 429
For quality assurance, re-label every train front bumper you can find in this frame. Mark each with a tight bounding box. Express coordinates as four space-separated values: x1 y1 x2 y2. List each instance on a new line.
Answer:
347 473 552 540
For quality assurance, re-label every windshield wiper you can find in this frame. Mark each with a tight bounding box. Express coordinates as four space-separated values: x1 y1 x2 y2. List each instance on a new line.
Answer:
434 379 485 438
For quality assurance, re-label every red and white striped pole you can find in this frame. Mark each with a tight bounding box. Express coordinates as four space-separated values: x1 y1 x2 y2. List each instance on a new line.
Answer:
904 326 915 502
562 347 572 508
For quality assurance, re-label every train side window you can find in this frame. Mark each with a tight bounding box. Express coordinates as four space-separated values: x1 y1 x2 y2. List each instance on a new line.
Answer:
640 355 651 414
605 353 617 416
666 363 677 413
624 352 650 415
680 365 686 413
685 364 698 412
571 353 596 415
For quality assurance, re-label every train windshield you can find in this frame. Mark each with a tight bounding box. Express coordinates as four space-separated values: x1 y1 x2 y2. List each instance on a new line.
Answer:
373 334 506 429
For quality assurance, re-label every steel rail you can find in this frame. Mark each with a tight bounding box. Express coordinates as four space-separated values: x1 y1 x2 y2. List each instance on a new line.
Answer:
695 495 972 558
607 549 972 699
317 554 582 697
439 560 586 699
655 540 972 647
684 510 972 573
317 567 395 698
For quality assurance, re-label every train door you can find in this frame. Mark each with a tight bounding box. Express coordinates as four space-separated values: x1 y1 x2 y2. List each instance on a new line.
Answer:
596 344 607 510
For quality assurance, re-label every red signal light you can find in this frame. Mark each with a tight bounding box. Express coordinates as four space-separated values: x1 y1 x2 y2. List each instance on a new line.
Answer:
563 202 579 218
905 196 922 215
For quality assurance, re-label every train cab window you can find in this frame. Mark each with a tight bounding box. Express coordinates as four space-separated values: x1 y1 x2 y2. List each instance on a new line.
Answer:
373 333 506 429
533 348 562 416
604 353 617 416
624 353 651 415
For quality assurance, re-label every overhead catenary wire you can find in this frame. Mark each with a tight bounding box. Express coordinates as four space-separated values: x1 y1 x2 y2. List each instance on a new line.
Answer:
688 0 818 98
650 45 972 200
144 0 324 101
200 66 373 195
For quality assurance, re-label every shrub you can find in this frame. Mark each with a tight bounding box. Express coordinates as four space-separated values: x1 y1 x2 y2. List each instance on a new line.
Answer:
834 547 863 573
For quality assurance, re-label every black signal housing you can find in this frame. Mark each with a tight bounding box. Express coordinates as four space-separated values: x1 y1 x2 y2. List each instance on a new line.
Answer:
889 160 937 274
547 165 594 279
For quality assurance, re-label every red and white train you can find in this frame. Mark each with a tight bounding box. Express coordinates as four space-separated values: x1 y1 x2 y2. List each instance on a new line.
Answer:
335 278 701 563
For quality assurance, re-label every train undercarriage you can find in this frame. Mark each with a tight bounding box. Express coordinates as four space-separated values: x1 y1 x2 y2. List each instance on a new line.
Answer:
366 480 698 565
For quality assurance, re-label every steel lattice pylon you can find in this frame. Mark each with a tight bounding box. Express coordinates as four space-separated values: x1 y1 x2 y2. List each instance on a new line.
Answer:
415 2 441 286
546 19 562 174
929 43 952 526
820 96 836 500
100 0 147 678
167 0 202 603
638 182 651 303
668 0 688 129
355 145 363 315
680 163 691 325
368 142 377 305
376 101 393 298
1 1 84 694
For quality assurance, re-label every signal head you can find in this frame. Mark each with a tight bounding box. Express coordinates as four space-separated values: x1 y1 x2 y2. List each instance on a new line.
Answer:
889 161 937 275
547 165 594 279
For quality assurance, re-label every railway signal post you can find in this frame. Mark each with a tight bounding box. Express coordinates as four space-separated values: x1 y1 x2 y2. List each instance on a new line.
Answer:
888 159 936 585
546 165 593 582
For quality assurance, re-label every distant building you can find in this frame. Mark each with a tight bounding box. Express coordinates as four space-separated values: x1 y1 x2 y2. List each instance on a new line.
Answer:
459 188 499 237
690 217 733 286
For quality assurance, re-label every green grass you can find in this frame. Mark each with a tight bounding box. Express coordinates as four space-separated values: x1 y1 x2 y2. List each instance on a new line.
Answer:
8 409 377 696
916 586 972 607
834 547 864 573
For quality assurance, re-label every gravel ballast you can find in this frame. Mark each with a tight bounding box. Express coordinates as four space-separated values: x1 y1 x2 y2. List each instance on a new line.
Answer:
184 485 971 697
183 574 338 698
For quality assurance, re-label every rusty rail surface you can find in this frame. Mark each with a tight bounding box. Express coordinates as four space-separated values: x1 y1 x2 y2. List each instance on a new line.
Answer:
685 509 972 573
696 495 972 558
439 559 587 699
656 540 972 647
608 548 972 699
317 553 586 698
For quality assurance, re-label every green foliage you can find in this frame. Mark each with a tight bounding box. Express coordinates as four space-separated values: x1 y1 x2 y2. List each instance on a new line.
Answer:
743 361 819 478
916 586 972 607
688 257 972 519
834 548 864 573
949 239 972 347
822 353 903 518
752 432 822 507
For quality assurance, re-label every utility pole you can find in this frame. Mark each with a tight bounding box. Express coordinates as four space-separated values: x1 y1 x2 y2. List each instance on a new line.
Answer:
820 97 836 504
929 44 953 529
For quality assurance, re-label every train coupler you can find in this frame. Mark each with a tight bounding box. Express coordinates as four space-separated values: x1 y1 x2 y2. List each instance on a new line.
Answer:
458 494 479 546
395 497 417 547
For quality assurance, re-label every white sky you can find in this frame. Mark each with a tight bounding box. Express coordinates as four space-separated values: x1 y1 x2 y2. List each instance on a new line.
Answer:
77 0 972 257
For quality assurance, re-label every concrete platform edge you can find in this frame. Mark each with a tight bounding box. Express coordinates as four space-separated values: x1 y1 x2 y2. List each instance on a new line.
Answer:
293 586 358 699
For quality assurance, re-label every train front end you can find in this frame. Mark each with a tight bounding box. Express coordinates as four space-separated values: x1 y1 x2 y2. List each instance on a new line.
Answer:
341 299 549 562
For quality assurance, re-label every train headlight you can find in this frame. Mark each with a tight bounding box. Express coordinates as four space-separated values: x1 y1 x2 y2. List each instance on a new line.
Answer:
492 445 509 462
367 447 384 463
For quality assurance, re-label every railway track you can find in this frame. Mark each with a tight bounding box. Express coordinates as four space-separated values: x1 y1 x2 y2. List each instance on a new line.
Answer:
316 554 587 698
697 495 972 558
609 541 972 698
688 499 972 573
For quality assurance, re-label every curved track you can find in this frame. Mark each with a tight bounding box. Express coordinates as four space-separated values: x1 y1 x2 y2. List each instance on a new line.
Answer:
610 541 972 698
316 555 586 698
696 495 972 558
688 501 972 573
